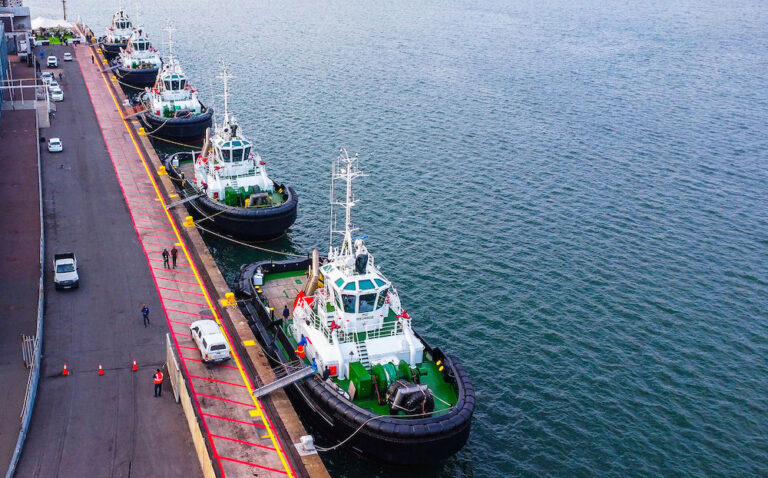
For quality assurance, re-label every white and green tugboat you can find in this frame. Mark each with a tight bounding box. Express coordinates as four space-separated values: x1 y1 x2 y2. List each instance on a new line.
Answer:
236 149 474 464
164 66 297 240
112 27 162 90
98 7 134 60
137 27 212 144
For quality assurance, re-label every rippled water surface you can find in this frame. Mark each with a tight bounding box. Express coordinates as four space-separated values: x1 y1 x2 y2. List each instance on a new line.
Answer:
35 0 768 475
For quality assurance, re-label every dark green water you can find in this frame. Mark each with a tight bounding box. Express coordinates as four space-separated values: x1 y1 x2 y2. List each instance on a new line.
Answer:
40 0 768 475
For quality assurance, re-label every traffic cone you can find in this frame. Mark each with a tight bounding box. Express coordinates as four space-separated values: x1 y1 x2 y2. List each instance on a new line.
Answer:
132 360 137 372
98 363 104 376
62 364 68 376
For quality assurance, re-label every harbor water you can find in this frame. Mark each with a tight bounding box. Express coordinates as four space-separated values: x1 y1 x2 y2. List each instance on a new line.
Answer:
37 0 768 475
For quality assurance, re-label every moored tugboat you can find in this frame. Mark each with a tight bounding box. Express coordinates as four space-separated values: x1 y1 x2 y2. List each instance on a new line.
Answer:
164 66 297 240
137 27 213 144
235 150 474 465
98 8 134 61
112 28 162 90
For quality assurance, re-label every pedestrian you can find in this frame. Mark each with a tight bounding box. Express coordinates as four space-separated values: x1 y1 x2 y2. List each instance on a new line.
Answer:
153 368 163 397
171 246 178 269
91 53 94 64
162 248 170 269
141 304 150 327
283 305 290 321
58 72 62 81
40 49 44 60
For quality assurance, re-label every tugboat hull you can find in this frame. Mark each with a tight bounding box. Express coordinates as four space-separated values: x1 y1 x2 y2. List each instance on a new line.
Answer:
97 38 127 61
138 104 213 144
236 259 475 465
165 156 298 241
114 65 159 90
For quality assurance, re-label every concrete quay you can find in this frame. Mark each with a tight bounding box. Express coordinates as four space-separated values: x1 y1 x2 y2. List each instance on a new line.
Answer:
9 43 199 477
83 37 329 478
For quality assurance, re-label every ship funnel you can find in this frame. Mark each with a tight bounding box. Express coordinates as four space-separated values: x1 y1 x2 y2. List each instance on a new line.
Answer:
303 248 320 296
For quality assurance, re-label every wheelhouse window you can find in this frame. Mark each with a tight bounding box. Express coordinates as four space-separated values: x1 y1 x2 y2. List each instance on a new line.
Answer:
376 288 388 308
359 293 376 313
342 294 356 313
231 147 244 162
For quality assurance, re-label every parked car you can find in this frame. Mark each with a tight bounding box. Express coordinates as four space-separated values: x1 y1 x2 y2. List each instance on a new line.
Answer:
48 137 63 152
53 252 79 290
41 71 53 85
190 320 231 363
63 52 73 61
49 80 59 89
47 56 58 67
50 87 64 102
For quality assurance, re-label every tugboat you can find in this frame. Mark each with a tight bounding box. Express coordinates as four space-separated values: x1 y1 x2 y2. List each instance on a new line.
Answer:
137 27 213 145
164 66 297 241
112 27 162 90
98 8 134 61
235 150 474 465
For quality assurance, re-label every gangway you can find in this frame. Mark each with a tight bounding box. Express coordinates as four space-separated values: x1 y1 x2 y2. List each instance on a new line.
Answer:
252 366 316 399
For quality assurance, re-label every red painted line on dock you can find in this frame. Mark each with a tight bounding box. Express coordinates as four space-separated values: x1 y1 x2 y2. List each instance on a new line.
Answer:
202 413 265 428
159 286 204 296
154 268 198 277
190 376 247 388
165 308 214 318
144 234 178 241
218 456 287 475
169 319 193 326
196 393 254 408
162 296 209 308
178 345 198 351
211 434 275 451
136 217 172 226
183 357 241 370
172 330 193 338
138 225 175 234
156 276 203 286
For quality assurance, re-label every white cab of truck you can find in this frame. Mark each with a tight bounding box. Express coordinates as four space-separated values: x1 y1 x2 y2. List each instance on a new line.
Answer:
53 252 79 290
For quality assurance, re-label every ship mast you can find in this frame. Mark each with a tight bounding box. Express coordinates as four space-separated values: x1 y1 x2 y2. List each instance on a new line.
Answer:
164 23 174 65
330 149 364 257
216 64 232 125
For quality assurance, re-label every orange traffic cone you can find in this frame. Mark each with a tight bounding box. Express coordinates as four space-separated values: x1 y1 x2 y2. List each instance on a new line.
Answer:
98 363 104 376
62 364 68 376
132 360 137 372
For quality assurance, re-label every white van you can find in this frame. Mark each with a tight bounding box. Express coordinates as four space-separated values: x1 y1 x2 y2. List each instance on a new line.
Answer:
190 320 231 363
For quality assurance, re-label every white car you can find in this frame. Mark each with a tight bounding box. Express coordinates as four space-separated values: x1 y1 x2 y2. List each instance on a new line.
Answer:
47 56 58 67
49 80 59 89
63 52 72 61
50 87 64 102
190 320 231 363
41 71 53 85
48 137 63 152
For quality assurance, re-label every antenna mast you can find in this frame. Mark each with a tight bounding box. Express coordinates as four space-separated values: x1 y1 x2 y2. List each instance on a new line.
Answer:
217 64 233 124
330 149 364 257
164 23 175 64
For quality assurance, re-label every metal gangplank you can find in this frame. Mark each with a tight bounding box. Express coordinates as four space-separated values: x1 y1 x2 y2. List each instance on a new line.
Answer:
252 365 316 399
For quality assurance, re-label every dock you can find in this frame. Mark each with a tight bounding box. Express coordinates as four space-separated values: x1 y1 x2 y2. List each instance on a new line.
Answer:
78 36 328 477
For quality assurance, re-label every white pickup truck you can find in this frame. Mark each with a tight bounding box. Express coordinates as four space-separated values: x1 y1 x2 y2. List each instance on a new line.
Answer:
53 252 79 290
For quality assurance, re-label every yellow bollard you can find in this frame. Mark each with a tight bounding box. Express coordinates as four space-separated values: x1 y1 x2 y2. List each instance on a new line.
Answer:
183 216 194 227
158 165 167 175
219 292 236 307
138 127 146 135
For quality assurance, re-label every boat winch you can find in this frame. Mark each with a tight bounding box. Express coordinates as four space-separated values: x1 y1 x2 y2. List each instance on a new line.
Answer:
385 379 435 416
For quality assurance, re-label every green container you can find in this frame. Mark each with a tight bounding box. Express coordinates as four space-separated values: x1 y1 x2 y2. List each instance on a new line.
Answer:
349 362 372 399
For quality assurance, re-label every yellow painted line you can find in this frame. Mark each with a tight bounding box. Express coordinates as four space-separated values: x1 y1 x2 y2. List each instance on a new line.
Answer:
170 194 178 198
243 340 256 346
97 69 295 477
249 409 261 417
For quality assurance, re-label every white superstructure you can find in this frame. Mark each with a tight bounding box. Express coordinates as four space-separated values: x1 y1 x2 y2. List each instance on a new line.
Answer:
117 28 161 70
286 150 424 380
143 26 203 117
104 9 134 44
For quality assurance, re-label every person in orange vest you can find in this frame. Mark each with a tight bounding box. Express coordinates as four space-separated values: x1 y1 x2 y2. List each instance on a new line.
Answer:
153 368 164 397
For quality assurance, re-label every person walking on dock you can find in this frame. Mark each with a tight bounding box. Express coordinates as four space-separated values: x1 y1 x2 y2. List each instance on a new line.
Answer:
91 53 94 64
283 305 290 321
171 246 178 269
162 248 170 269
141 304 150 327
153 369 163 397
